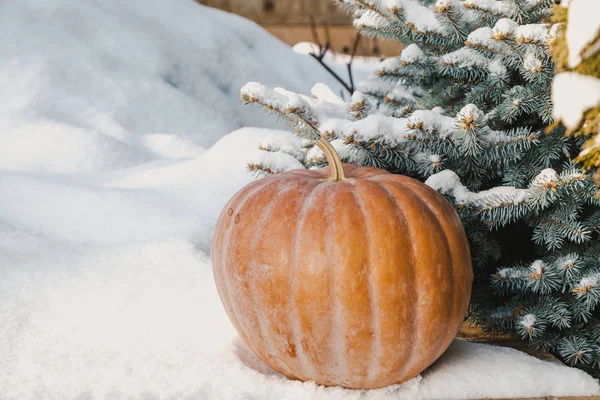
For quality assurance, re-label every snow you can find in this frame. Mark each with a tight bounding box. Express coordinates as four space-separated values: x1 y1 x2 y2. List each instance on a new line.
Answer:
312 83 347 106
379 57 403 72
467 27 493 47
349 114 408 143
426 169 530 207
520 314 537 328
4 238 599 400
498 268 525 279
531 168 560 187
487 59 508 77
579 276 600 289
242 81 290 110
523 51 543 72
400 43 427 63
408 110 456 138
552 72 600 130
435 0 454 8
440 48 488 69
531 260 545 275
565 0 600 67
259 133 305 160
388 86 417 103
251 148 306 173
457 104 485 123
493 18 519 37
381 0 445 33
516 24 550 44
1 0 600 399
351 91 367 105
0 0 340 168
354 10 391 32
464 0 512 19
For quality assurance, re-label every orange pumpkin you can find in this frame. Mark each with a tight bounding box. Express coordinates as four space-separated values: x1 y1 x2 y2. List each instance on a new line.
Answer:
212 139 472 389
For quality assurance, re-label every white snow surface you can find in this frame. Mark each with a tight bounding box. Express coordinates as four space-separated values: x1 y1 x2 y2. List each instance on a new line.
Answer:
2 0 600 399
565 0 600 67
553 72 600 130
467 27 493 47
493 18 519 36
516 24 550 43
441 48 488 69
0 0 340 173
400 43 427 63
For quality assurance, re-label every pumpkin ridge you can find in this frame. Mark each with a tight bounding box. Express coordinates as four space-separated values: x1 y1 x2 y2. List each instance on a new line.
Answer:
226 179 295 362
350 180 378 381
383 180 461 379
215 178 276 348
290 181 328 379
351 181 383 385
393 179 472 336
245 179 309 374
372 180 419 381
325 184 349 382
390 180 457 360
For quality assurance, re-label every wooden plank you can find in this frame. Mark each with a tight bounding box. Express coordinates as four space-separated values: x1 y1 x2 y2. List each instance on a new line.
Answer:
457 322 562 363
196 0 352 25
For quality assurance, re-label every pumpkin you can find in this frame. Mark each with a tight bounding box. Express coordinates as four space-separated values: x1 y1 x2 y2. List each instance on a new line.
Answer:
212 138 473 389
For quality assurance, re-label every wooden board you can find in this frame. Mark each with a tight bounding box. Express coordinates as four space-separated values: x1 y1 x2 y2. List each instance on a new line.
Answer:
457 322 561 364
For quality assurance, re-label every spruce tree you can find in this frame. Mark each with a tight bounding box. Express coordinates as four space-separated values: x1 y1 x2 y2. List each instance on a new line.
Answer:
241 0 600 374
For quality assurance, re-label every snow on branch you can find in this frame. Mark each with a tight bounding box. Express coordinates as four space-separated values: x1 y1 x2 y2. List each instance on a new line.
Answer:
383 0 445 34
247 150 306 176
241 82 321 141
427 163 596 235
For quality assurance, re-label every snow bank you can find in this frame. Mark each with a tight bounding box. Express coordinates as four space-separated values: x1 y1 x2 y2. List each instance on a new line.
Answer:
2 229 597 400
0 0 338 174
1 0 599 399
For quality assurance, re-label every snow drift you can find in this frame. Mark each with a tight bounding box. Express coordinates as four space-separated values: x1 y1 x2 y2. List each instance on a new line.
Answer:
0 0 338 173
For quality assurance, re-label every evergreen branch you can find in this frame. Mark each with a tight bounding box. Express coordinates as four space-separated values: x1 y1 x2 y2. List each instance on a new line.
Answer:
433 2 468 44
247 162 276 176
354 0 391 21
559 336 595 366
464 41 504 56
463 3 510 21
241 94 293 123
487 132 540 149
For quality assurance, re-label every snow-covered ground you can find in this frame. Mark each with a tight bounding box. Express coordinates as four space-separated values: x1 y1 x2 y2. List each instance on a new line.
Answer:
0 0 341 172
1 0 599 399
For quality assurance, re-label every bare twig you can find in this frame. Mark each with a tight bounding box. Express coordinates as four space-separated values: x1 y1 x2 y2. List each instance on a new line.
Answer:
308 53 353 94
347 32 361 92
307 15 358 96
308 15 327 58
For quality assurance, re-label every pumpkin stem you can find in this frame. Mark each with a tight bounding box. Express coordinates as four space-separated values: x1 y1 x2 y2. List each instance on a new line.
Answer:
316 137 346 182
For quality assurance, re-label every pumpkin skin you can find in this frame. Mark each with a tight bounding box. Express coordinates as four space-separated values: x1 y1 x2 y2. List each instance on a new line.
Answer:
212 164 473 389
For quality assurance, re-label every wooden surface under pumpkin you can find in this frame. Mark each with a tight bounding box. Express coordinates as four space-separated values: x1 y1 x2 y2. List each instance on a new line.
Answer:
457 322 561 364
